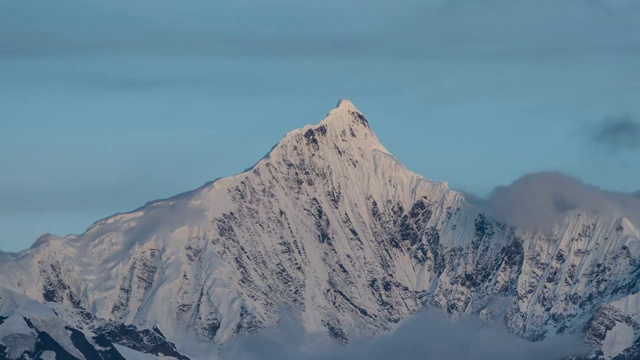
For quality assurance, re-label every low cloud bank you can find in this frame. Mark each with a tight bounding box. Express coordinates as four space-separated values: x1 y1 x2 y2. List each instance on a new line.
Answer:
214 310 585 360
474 172 640 233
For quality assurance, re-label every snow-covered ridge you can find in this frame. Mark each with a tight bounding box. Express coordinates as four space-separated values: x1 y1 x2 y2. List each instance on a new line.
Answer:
0 286 188 359
0 100 639 359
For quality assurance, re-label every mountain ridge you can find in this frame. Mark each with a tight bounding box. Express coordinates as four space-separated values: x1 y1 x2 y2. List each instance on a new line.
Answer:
1 100 640 359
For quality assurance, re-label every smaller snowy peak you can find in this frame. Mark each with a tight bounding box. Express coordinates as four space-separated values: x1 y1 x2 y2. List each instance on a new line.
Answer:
29 233 60 250
0 287 57 320
0 287 190 360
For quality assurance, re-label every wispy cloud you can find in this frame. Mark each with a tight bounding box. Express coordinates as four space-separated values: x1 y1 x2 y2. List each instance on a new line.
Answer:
1 0 639 61
587 114 640 153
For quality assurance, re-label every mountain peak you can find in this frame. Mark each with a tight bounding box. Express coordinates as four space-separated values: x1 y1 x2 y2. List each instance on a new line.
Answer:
236 100 386 179
322 99 369 130
335 99 358 111
305 99 386 155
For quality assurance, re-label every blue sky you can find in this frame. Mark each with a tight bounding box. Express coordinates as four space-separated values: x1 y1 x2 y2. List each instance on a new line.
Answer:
1 0 639 251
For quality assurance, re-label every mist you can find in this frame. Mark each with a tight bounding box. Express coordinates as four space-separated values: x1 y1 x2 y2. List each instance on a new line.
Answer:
212 310 586 360
471 171 640 233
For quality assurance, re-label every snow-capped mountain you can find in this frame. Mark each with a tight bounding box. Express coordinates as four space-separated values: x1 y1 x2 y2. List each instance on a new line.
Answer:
1 100 640 359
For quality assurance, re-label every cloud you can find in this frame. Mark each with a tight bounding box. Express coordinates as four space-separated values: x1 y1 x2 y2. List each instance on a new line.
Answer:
588 114 640 153
1 0 639 60
477 172 640 232
212 310 585 360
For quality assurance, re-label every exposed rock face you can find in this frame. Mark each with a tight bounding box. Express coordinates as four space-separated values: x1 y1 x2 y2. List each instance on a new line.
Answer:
1 100 640 359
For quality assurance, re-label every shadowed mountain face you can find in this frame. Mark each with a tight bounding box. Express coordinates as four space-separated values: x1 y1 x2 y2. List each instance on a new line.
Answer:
1 100 640 359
